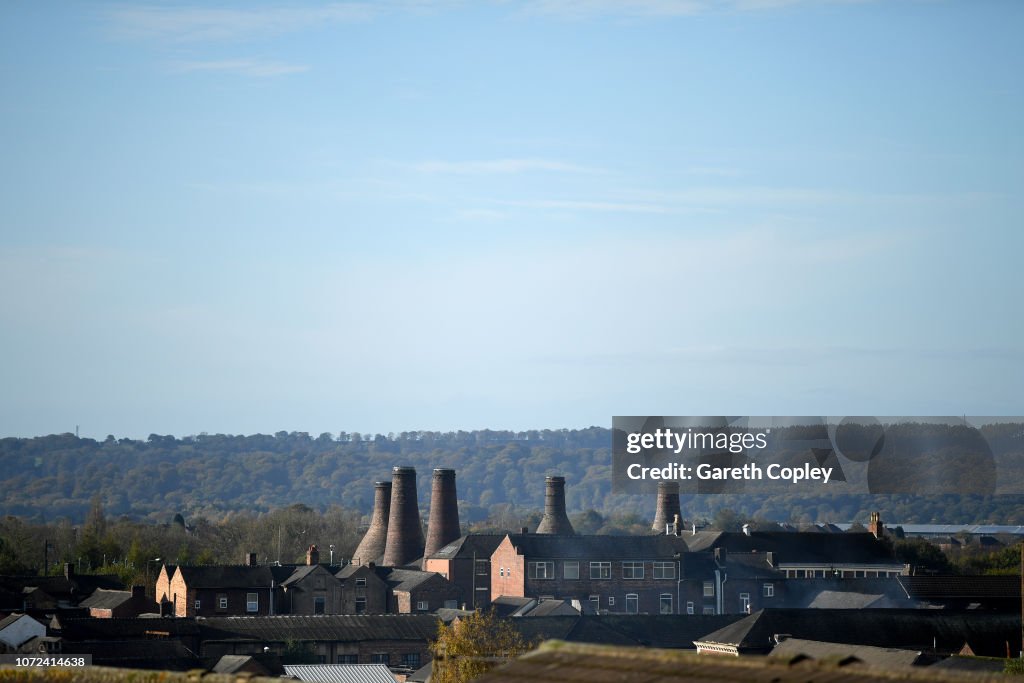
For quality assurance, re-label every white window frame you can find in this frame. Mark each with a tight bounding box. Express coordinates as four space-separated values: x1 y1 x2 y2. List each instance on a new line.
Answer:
622 561 644 580
528 561 554 580
625 593 639 614
660 593 673 614
763 583 774 598
563 561 580 580
686 601 694 615
218 595 228 609
590 562 611 580
194 599 201 611
703 581 714 597
246 592 258 613
739 592 750 613
416 600 429 611
653 561 675 580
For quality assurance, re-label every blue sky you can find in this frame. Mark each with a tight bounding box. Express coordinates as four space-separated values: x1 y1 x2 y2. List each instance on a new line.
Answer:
1 1 1021 439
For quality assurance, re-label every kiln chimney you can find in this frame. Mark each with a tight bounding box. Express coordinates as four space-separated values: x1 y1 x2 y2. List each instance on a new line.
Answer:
382 467 425 567
423 468 461 564
353 481 392 565
535 476 575 535
651 481 682 534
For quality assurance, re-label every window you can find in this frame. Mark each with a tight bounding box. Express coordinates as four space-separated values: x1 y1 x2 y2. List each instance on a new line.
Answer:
590 562 611 580
563 561 580 580
588 595 600 611
338 655 358 664
371 653 390 665
476 560 489 575
703 581 714 597
402 653 421 668
763 583 774 598
194 599 201 611
660 594 673 614
625 593 639 614
499 567 505 577
622 561 644 580
686 601 694 615
217 594 228 610
653 561 675 580
416 600 429 611
355 597 366 614
703 606 716 615
313 596 326 614
355 578 366 586
739 592 750 613
608 596 615 606
246 592 258 613
528 561 554 579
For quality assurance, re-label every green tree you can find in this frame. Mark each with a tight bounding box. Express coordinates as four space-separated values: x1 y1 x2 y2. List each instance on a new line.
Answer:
431 610 533 683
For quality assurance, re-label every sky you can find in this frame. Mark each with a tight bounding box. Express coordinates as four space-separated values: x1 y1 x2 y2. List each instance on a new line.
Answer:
0 1 1021 439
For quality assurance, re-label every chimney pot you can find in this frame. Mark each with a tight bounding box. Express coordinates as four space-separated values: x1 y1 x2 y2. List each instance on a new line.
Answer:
535 476 575 535
353 481 392 566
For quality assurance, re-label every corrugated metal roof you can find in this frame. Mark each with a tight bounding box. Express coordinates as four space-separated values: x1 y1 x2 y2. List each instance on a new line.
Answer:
283 663 397 683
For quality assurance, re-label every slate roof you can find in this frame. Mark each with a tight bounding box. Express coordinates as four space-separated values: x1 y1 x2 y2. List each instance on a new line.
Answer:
680 551 783 579
476 640 1014 683
176 565 275 589
55 616 202 640
428 534 507 560
491 596 535 618
60 639 197 670
79 589 134 610
522 600 579 617
508 615 743 650
283 663 398 683
503 534 689 559
898 575 1021 600
769 638 925 668
212 654 265 674
280 565 321 587
375 567 442 592
695 608 1022 657
686 531 900 566
199 614 440 643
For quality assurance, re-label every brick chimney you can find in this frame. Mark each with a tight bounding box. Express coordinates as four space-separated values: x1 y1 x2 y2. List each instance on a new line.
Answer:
651 481 682 534
382 467 425 567
535 476 575 535
244 552 257 567
353 481 392 565
868 511 885 539
306 544 320 566
423 469 461 565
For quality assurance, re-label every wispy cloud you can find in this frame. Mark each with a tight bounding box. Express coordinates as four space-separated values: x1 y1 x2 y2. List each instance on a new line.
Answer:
521 0 875 18
399 158 603 175
105 3 376 42
168 59 310 77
